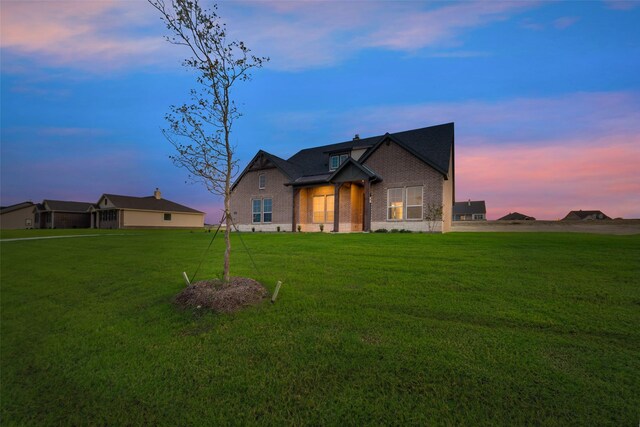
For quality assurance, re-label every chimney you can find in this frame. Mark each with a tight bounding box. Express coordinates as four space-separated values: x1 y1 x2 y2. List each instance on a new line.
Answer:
353 134 360 140
154 188 162 200
468 199 471 206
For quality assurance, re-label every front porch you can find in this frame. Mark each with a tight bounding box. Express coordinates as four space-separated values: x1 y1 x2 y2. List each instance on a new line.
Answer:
292 181 370 232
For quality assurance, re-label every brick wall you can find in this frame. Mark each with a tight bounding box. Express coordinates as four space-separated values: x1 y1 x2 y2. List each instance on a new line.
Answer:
363 141 445 232
230 167 293 231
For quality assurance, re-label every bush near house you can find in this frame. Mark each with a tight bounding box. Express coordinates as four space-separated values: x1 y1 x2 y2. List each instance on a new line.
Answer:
1 230 638 425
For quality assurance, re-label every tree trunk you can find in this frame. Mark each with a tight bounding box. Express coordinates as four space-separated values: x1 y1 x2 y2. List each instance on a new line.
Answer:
223 194 231 283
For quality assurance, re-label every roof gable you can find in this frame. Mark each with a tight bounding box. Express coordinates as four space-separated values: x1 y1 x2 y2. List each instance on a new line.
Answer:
328 158 380 183
42 200 94 213
232 150 301 190
0 201 34 214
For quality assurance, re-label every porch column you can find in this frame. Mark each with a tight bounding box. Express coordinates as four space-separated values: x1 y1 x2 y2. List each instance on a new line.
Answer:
51 211 55 229
333 183 342 232
291 188 299 232
363 179 371 232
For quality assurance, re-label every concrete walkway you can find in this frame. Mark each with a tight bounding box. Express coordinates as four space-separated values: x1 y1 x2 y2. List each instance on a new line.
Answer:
0 234 132 242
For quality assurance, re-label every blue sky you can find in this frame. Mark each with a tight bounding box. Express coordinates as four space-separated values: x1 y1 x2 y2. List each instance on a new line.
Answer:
1 0 639 221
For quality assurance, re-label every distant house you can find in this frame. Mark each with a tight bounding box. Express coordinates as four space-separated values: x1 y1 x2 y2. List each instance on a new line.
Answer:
562 210 611 221
93 189 204 229
453 200 486 221
498 212 535 221
34 200 93 229
0 201 36 229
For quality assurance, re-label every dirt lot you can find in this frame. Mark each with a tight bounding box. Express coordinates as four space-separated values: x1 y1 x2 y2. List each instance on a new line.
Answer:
452 219 640 235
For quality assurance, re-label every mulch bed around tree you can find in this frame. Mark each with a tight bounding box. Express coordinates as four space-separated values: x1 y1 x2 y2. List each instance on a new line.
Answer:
174 277 268 313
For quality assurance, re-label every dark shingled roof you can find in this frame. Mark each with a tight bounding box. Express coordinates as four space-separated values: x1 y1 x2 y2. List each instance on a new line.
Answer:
233 123 454 188
562 210 611 220
497 212 535 221
43 200 94 213
0 201 34 214
102 194 203 214
453 200 486 215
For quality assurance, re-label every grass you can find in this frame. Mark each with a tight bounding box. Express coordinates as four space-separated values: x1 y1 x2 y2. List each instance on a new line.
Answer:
1 230 639 425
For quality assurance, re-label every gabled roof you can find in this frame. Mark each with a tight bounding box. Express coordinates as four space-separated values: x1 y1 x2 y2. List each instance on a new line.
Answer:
327 157 380 183
42 200 94 213
233 123 454 188
100 194 203 214
232 150 302 190
0 201 34 214
453 200 486 215
562 210 611 220
498 212 535 221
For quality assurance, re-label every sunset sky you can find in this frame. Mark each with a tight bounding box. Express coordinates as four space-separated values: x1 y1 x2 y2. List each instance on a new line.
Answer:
1 0 639 222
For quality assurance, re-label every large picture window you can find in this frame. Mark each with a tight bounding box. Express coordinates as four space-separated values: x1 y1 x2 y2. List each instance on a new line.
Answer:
252 198 272 223
313 194 335 223
387 186 423 220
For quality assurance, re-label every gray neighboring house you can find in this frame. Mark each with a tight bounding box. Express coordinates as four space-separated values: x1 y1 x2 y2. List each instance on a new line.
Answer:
562 210 611 220
453 200 486 221
34 200 93 229
498 212 535 221
0 201 36 229
230 123 455 233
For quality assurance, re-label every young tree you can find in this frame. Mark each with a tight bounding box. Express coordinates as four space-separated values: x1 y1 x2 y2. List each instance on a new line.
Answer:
424 202 444 232
149 0 268 282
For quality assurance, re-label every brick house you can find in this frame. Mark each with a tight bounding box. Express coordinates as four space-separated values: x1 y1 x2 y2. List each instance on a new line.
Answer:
230 123 455 233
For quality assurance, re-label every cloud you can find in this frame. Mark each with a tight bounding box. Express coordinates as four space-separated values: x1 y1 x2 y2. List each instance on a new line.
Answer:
0 1 170 72
603 0 639 11
553 16 580 29
1 0 537 72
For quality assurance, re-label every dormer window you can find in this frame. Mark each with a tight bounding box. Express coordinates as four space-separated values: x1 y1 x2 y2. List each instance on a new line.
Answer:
258 173 266 189
329 153 349 171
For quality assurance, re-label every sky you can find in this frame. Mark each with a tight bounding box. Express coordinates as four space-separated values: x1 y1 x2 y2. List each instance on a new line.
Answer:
1 0 639 222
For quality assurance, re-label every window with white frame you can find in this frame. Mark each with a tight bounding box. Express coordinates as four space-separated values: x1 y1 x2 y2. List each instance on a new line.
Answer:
252 199 261 223
258 174 266 189
329 153 349 171
313 194 335 223
263 198 272 223
387 186 423 220
472 213 485 220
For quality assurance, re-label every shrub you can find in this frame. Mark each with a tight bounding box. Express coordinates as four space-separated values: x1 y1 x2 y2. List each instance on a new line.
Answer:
390 228 400 233
297 225 301 232
251 227 255 232
374 228 388 233
277 226 281 232
319 224 324 232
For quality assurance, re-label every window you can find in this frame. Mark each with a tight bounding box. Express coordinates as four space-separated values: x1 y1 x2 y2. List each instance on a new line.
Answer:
252 199 261 223
313 194 334 223
164 213 172 221
263 198 272 223
472 213 485 220
406 186 423 220
329 153 349 171
387 188 404 220
387 186 423 220
259 174 266 189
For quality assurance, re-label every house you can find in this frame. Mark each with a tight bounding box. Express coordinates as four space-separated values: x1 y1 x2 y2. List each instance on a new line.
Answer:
0 201 36 229
230 123 455 233
34 200 93 229
453 200 486 221
498 212 535 221
92 189 204 229
562 210 611 221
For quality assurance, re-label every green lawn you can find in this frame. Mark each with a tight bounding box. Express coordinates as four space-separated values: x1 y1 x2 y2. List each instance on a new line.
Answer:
1 231 639 425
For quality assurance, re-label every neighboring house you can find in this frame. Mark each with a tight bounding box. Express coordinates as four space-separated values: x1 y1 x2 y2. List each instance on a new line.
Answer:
0 201 35 229
93 189 204 229
562 210 611 221
34 200 93 229
498 212 536 221
453 200 486 221
230 123 455 233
